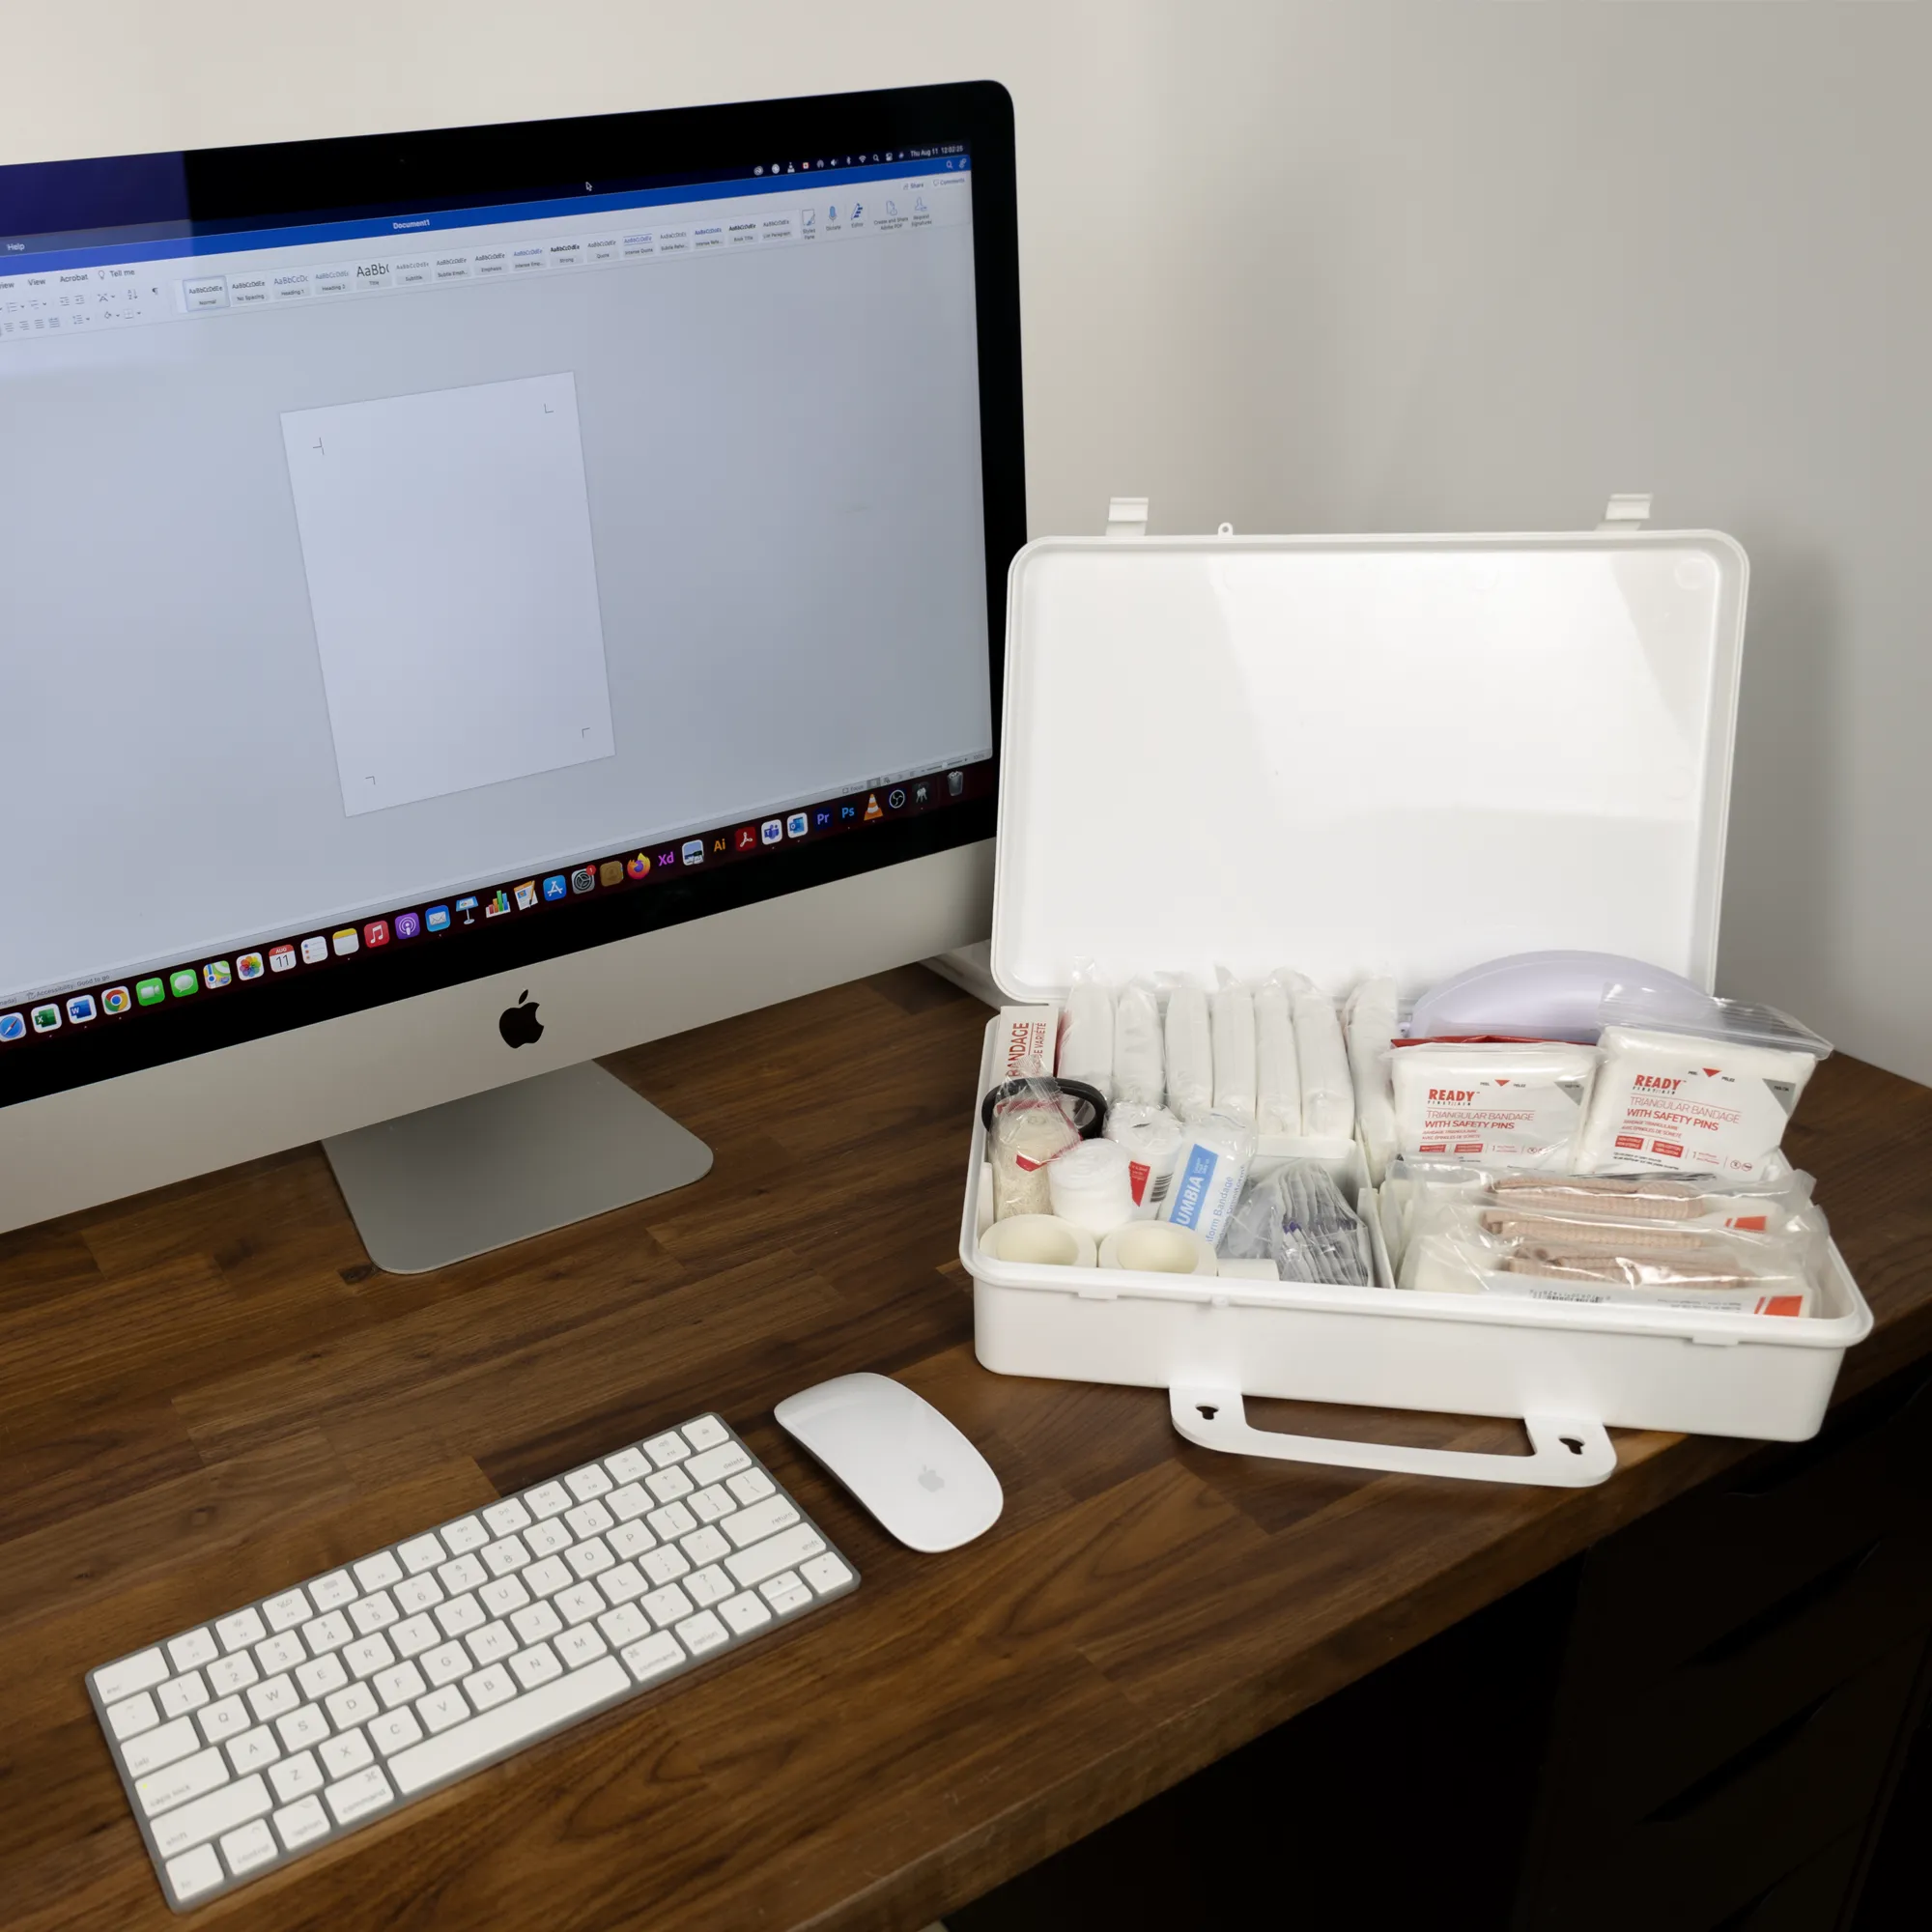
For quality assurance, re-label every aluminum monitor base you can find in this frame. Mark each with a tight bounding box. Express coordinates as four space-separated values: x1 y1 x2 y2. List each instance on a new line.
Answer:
323 1060 712 1274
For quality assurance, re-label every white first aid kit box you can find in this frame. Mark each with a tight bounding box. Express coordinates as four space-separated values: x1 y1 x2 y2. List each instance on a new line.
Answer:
958 500 1871 1487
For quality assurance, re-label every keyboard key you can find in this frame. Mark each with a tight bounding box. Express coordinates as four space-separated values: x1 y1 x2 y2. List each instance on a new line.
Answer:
309 1572 356 1611
246 1673 299 1722
724 1494 801 1548
295 1653 349 1702
354 1551 405 1593
480 1534 530 1578
207 1651 259 1696
319 1730 374 1780
604 1447 649 1484
640 1583 693 1628
96 1647 169 1704
564 1463 611 1501
482 1497 532 1536
565 1499 614 1539
386 1657 629 1795
555 1624 609 1670
227 1725 281 1775
255 1630 306 1677
523 1554 572 1598
686 1565 733 1607
467 1620 519 1666
802 1552 854 1594
166 1843 224 1902
555 1581 605 1625
215 1608 268 1652
393 1573 444 1615
374 1662 428 1709
725 1524 826 1589
126 1715 203 1778
273 1793 330 1851
269 1750 324 1803
642 1431 690 1468
510 1601 563 1645
681 1414 730 1452
525 1482 572 1520
526 1518 573 1557
464 1663 516 1713
324 1763 393 1825
220 1815 277 1875
167 1629 218 1672
599 1604 649 1647
392 1612 440 1657
348 1591 399 1635
674 1609 728 1656
440 1517 488 1554
566 1536 614 1579
435 1593 485 1639
416 1685 469 1734
646 1465 694 1504
620 1633 685 1683
641 1545 690 1587
154 1773 270 1859
607 1482 653 1521
727 1467 776 1506
762 1572 813 1615
478 1577 529 1619
719 1591 771 1636
198 1695 250 1743
106 1690 159 1740
301 1610 354 1656
343 1635 395 1680
598 1561 648 1605
682 1526 730 1568
135 1744 229 1819
369 1708 424 1755
275 1705 329 1753
263 1589 311 1633
686 1440 751 1486
438 1553 487 1595
158 1671 210 1719
689 1484 734 1523
421 1641 471 1688
324 1684 378 1730
397 1533 446 1574
647 1501 697 1541
509 1643 563 1690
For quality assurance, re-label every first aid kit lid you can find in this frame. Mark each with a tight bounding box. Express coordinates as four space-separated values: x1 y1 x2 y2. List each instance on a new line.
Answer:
990 506 1747 1003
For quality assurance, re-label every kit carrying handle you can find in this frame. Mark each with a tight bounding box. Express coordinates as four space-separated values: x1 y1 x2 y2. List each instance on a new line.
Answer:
1168 1386 1617 1488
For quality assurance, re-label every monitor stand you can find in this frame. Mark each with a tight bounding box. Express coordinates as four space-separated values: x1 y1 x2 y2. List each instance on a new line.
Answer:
322 1061 713 1274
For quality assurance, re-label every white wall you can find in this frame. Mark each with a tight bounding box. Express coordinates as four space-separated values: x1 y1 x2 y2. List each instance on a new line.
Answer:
7 1 1928 1078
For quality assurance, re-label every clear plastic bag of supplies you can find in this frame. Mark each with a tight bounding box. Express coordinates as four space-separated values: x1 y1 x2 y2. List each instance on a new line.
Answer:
1222 1161 1373 1288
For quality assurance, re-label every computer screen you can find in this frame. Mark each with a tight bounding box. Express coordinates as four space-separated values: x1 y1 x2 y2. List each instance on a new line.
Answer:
0 89 1018 1106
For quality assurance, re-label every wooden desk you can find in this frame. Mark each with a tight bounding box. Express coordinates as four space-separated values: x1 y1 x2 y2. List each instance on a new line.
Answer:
4 969 1929 1932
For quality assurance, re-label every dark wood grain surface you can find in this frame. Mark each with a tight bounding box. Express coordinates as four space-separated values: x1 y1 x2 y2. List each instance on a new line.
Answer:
3 967 1929 1932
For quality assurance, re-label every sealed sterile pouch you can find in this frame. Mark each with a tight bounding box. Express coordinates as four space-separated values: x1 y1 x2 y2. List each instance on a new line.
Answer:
1223 1161 1373 1287
1156 1109 1254 1248
1254 974 1301 1134
1344 977 1399 1179
1113 978 1165 1107
1056 960 1116 1101
1578 1025 1822 1180
1210 971 1257 1126
1163 981 1214 1124
988 1080 1085 1222
1287 974 1353 1139
1389 1040 1600 1172
1105 1101 1184 1218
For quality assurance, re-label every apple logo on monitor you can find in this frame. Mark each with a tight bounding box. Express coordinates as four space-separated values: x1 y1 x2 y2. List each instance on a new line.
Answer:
498 992 544 1049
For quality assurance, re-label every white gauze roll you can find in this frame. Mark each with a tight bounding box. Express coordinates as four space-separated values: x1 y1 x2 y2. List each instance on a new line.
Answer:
1345 977 1400 1177
1254 977 1301 1134
1105 1101 1184 1219
1210 980 1257 1126
1056 971 1115 1099
1047 1137 1136 1241
1164 985 1213 1122
1291 978 1354 1140
1113 980 1165 1107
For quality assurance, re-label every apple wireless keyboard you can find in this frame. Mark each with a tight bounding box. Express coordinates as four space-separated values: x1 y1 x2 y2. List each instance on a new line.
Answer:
87 1412 858 1912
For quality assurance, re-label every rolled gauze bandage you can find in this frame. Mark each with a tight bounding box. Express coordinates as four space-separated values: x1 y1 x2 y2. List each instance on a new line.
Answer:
980 1214 1097 1267
1105 1101 1184 1219
1291 978 1354 1140
1255 976 1301 1134
1099 1221 1219 1276
1157 1110 1256 1249
1056 969 1115 1099
1164 985 1213 1122
1047 1137 1137 1241
1211 980 1257 1126
1113 979 1165 1107
989 1083 1083 1220
1345 976 1400 1179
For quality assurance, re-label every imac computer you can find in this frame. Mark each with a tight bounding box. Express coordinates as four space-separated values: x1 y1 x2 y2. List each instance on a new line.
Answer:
0 82 1022 1268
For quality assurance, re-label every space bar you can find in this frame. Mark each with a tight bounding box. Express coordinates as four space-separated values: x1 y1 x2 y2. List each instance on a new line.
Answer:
387 1658 630 1796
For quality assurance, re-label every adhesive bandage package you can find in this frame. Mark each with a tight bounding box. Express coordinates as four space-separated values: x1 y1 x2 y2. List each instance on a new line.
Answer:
988 1082 1085 1221
1210 976 1258 1126
1163 983 1214 1123
1390 1041 1601 1172
1113 979 1166 1107
1288 977 1354 1140
1253 976 1302 1134
1047 1136 1138 1242
1344 977 1400 1179
1105 1101 1185 1219
1577 1026 1822 1180
990 1006 1060 1092
1056 964 1116 1100
1156 1110 1256 1249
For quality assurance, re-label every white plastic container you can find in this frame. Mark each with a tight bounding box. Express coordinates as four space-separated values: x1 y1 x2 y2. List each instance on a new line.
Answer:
959 499 1872 1488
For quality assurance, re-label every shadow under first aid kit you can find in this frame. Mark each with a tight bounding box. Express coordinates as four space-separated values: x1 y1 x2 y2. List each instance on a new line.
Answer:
957 504 1871 1488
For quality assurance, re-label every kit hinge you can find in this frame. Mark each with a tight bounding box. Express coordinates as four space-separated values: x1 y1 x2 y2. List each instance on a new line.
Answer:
1599 492 1653 531
1105 497 1150 540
